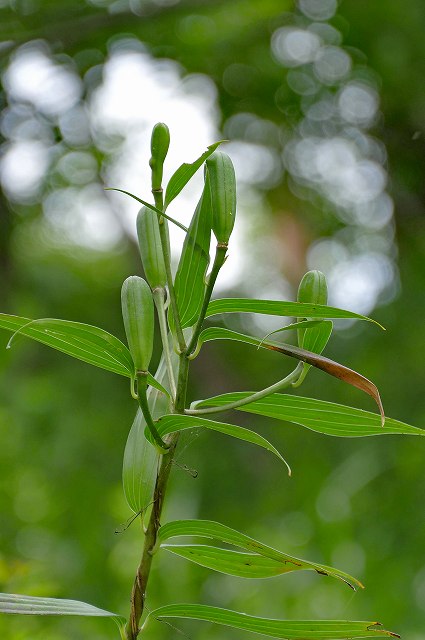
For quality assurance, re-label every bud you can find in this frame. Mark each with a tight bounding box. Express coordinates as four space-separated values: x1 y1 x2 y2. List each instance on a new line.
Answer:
137 207 167 290
205 150 236 244
297 270 328 306
150 122 170 190
121 276 154 372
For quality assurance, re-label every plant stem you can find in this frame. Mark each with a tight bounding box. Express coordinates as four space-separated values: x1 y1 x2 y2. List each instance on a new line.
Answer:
153 287 177 399
185 363 304 416
186 243 227 356
126 349 190 640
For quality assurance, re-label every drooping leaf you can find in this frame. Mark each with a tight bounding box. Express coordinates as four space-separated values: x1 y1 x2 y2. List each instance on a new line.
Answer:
123 409 159 515
123 348 178 514
159 519 362 589
193 393 424 438
155 414 290 474
0 314 167 395
171 179 212 329
206 299 384 328
105 188 188 232
261 320 326 342
148 604 398 639
195 327 384 423
0 593 120 618
164 141 224 209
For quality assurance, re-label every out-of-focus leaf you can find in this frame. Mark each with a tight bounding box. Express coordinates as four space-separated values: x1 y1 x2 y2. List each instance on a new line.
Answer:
171 179 212 329
123 347 178 514
164 141 224 209
0 593 120 618
155 414 290 473
206 299 383 328
106 188 188 232
159 519 362 588
148 604 398 639
123 409 159 515
195 327 384 422
193 393 424 437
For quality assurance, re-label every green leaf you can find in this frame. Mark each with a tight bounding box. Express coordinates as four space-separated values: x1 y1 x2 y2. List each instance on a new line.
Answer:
0 314 167 396
172 180 212 329
123 409 159 515
155 414 290 473
148 604 398 639
194 393 424 437
164 141 224 209
159 519 362 589
105 188 188 232
206 299 384 328
0 314 134 377
195 327 384 422
0 593 119 618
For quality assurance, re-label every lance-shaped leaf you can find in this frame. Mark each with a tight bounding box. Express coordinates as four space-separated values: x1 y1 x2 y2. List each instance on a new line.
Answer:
206 299 383 328
195 327 384 424
0 314 167 395
147 604 399 639
164 140 224 209
159 519 362 589
105 188 188 232
194 393 424 438
171 179 212 329
155 414 290 474
0 593 120 619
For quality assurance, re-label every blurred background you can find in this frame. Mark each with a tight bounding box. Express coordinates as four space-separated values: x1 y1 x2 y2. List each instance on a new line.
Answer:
0 0 424 638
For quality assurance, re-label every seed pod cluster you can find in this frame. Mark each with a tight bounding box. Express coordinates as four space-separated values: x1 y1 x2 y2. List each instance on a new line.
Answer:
205 150 236 244
137 206 167 290
121 276 154 372
150 122 170 191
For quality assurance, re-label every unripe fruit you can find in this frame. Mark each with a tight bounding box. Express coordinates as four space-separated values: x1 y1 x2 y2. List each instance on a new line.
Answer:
137 207 167 290
121 276 154 372
297 270 328 306
150 122 170 190
205 150 236 244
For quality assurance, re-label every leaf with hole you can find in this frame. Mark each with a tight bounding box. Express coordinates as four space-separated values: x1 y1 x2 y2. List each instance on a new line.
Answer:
147 604 398 639
159 519 362 588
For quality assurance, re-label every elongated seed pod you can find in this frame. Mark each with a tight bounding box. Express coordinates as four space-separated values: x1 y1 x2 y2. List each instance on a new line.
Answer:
121 276 154 372
150 122 170 191
297 270 328 306
137 207 167 290
205 150 236 244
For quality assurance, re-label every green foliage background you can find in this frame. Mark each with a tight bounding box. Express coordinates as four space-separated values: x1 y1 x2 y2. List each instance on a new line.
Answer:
0 1 424 638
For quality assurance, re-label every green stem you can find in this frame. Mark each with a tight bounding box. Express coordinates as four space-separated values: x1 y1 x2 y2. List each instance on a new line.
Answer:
126 351 190 640
153 287 177 399
186 243 227 356
136 372 169 452
185 363 304 416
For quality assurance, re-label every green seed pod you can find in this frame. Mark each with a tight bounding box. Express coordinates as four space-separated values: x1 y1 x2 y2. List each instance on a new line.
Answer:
205 150 236 244
136 206 167 290
121 276 154 372
297 270 328 306
150 122 170 190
